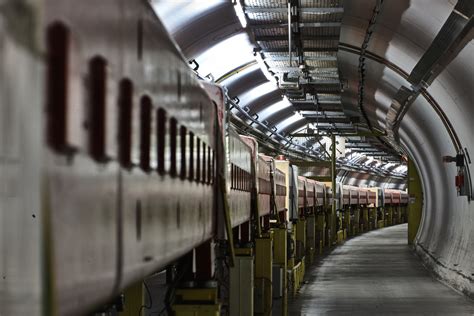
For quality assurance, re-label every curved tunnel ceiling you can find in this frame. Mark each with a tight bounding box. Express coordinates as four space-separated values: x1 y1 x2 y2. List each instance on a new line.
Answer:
153 0 472 174
154 0 466 146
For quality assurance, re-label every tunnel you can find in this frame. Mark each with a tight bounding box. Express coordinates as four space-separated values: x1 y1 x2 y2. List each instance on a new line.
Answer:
0 0 473 315
154 0 473 297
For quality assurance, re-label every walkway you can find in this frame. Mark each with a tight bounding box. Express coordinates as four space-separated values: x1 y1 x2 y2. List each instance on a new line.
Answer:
289 224 474 315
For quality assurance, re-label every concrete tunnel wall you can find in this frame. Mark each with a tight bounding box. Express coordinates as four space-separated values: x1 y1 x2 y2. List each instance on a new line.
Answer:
341 0 474 297
399 49 474 297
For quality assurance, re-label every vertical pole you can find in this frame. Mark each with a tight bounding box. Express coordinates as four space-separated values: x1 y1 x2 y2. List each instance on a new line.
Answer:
331 134 337 245
288 3 292 65
408 159 423 244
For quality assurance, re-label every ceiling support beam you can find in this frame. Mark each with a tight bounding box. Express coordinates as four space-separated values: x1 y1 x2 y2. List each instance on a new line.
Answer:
256 35 340 42
291 160 332 168
245 7 343 14
292 104 343 112
290 130 386 137
248 22 341 29
303 117 355 124
259 47 338 53
266 55 337 61
268 66 339 72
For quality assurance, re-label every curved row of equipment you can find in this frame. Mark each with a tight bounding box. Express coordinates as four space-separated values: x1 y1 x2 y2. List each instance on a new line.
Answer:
0 1 408 315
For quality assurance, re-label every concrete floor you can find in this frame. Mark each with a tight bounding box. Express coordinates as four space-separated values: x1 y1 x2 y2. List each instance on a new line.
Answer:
288 224 474 315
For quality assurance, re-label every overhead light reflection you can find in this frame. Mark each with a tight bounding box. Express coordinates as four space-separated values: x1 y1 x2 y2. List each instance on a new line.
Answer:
255 51 277 83
233 1 247 28
195 33 254 80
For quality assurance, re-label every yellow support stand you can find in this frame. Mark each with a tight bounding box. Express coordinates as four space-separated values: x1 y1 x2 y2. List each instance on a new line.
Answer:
369 207 377 230
336 230 344 244
386 206 393 226
295 219 306 262
287 225 296 297
273 227 288 316
230 249 254 316
408 159 423 244
119 280 143 316
362 207 369 232
352 208 360 236
255 232 273 315
316 213 326 254
287 226 296 270
305 215 316 264
273 229 287 268
173 288 220 316
343 209 351 237
331 135 337 246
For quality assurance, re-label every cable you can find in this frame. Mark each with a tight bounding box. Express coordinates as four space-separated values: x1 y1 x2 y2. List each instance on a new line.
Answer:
138 280 152 316
160 260 192 316
357 0 384 130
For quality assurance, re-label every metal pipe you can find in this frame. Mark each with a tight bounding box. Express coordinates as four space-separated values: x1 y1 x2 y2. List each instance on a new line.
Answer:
331 134 337 244
288 3 292 66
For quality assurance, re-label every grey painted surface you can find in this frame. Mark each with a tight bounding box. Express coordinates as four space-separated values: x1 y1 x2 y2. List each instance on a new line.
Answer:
289 224 474 315
341 0 474 297
0 1 43 314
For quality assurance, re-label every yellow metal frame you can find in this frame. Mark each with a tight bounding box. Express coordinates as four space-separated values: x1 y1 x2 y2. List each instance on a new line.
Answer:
230 252 254 316
175 288 218 302
408 159 423 244
119 281 144 316
336 230 344 244
255 232 273 315
295 219 307 263
377 219 385 229
316 213 326 255
361 207 369 232
287 226 296 269
352 207 360 236
343 209 351 237
273 227 288 316
385 206 393 226
235 248 253 256
290 258 306 296
305 215 316 264
173 305 220 315
368 207 377 230
173 288 220 316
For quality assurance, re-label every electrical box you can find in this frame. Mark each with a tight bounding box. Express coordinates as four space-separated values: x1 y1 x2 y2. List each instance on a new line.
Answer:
230 256 254 316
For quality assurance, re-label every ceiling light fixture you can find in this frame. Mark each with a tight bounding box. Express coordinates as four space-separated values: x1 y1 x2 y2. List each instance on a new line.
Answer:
233 1 247 28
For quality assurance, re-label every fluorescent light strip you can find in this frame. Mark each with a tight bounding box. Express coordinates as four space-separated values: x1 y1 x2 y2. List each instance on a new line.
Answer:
233 1 247 28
